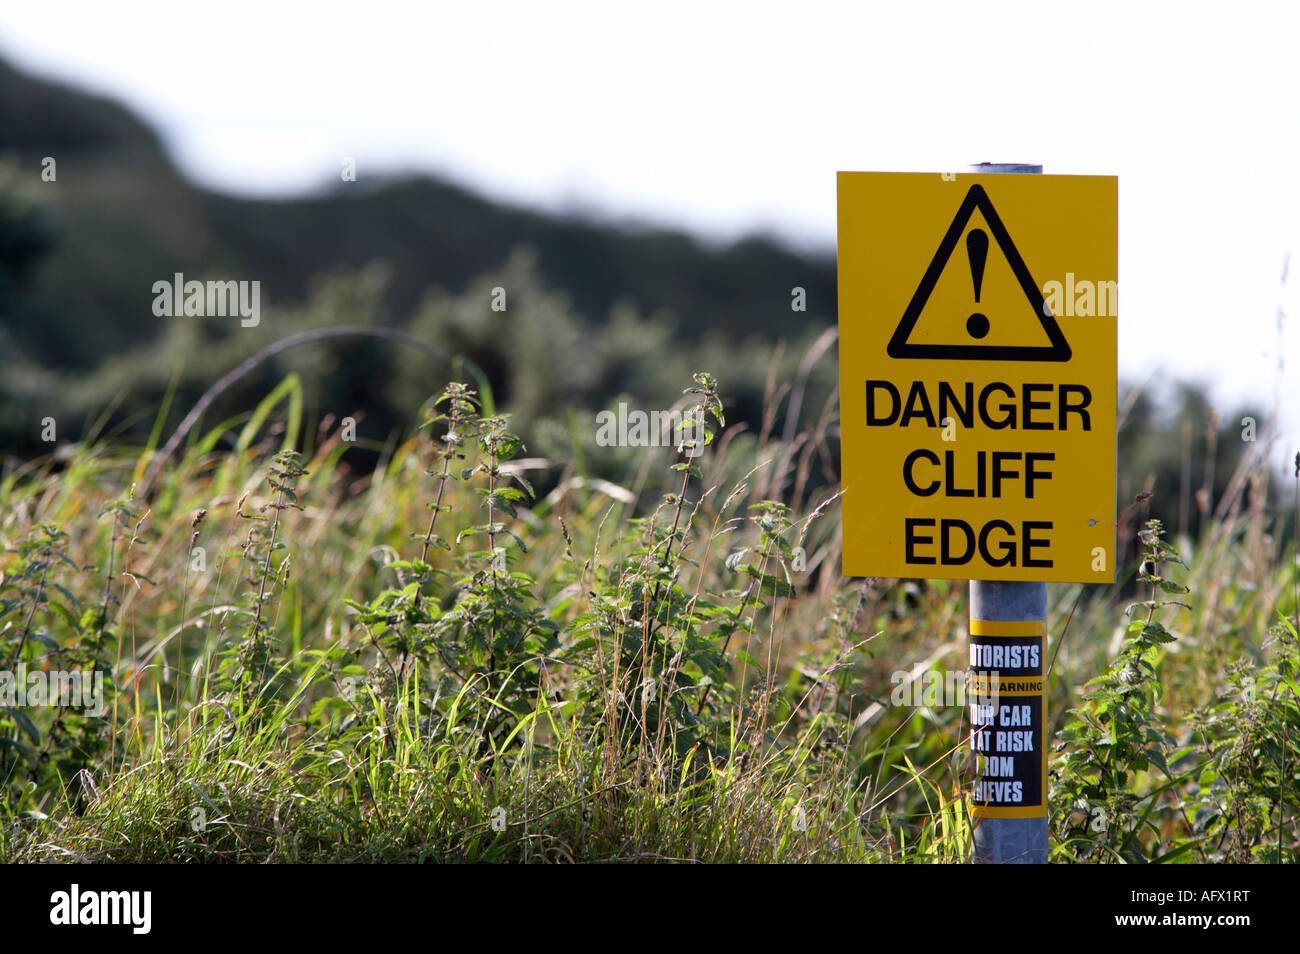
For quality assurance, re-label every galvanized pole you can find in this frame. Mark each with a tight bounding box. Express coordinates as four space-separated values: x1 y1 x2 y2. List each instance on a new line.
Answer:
969 580 1048 862
968 161 1049 864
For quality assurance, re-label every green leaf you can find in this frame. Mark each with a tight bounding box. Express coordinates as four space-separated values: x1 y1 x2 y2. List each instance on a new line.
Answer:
1142 621 1176 644
743 565 794 597
4 706 41 745
48 601 80 630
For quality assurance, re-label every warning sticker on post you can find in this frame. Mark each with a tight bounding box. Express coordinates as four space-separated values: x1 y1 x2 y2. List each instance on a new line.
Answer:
967 619 1047 819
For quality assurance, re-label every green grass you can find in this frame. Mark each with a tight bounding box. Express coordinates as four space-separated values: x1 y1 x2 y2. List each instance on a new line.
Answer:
1 372 1296 863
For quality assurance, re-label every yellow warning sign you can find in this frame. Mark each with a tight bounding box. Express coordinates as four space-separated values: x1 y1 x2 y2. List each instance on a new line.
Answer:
837 172 1117 583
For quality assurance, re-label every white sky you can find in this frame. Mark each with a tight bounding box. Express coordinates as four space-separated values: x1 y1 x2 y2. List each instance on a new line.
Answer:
2 1 1297 461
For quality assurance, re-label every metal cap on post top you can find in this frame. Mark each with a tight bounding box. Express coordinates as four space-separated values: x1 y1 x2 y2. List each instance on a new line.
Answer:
967 160 1049 865
970 162 1043 175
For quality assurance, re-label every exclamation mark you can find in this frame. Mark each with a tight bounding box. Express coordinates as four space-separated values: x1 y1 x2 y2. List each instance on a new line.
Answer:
966 228 990 339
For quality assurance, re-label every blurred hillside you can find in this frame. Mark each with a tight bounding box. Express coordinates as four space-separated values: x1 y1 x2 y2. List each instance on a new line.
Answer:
0 56 834 372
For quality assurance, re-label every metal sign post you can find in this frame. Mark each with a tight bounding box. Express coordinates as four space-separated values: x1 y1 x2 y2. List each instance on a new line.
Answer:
969 579 1047 862
969 162 1046 865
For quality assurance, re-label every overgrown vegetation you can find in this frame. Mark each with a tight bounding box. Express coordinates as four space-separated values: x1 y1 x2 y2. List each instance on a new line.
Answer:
1 359 1295 863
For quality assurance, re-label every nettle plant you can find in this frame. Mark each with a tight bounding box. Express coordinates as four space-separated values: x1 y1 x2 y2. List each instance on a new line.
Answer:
568 373 808 767
1 524 79 806
213 449 307 708
1051 519 1187 862
1186 615 1300 863
0 489 152 811
339 384 558 754
298 370 824 796
329 371 809 777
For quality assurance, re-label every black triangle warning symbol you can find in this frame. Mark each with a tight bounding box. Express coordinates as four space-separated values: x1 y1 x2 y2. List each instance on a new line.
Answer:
887 184 1071 361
